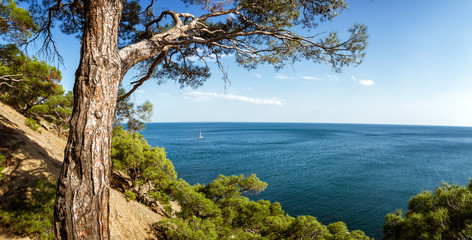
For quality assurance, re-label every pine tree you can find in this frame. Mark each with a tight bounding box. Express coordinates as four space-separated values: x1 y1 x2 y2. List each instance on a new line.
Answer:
19 1 368 237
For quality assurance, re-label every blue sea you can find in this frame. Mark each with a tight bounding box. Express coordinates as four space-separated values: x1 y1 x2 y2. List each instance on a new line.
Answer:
141 123 472 238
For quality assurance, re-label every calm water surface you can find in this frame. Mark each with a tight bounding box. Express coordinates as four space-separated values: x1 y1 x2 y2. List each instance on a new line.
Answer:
141 123 472 238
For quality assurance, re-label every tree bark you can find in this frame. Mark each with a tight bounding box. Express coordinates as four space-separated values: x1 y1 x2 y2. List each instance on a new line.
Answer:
57 125 63 138
54 0 124 239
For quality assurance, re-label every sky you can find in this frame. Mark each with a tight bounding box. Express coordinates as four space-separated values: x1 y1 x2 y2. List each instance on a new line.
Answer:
37 0 472 126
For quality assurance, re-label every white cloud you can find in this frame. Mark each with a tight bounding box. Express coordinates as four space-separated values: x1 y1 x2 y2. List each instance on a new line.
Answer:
352 75 375 86
187 53 234 62
326 74 340 81
255 73 262 78
187 55 200 61
185 91 283 106
155 93 171 97
275 74 294 80
359 79 375 86
301 76 320 81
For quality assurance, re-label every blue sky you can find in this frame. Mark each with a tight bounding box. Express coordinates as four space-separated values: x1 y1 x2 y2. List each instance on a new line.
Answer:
42 0 472 126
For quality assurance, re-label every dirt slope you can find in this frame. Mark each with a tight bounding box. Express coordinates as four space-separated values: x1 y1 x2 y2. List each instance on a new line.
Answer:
0 101 165 239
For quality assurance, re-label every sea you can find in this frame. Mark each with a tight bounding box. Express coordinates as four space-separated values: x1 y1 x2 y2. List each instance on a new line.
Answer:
140 122 472 238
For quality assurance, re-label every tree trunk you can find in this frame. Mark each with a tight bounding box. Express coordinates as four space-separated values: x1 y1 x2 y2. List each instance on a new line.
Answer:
54 0 124 239
57 125 63 138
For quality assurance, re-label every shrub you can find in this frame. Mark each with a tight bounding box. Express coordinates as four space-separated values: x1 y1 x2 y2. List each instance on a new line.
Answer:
24 117 42 133
148 190 173 216
28 89 73 137
384 180 472 239
124 190 136 201
0 179 56 240
111 126 176 202
158 174 371 240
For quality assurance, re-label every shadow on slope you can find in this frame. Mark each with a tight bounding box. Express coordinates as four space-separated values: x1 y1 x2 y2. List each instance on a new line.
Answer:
0 114 62 209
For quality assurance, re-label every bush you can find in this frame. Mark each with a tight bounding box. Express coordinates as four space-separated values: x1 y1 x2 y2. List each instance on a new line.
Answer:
383 180 472 239
124 190 136 201
0 179 56 240
28 89 73 137
148 190 173 216
158 174 371 240
111 126 176 202
24 117 42 133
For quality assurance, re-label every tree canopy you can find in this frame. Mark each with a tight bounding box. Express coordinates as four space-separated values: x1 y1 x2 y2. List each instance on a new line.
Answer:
28 89 73 136
0 0 37 43
114 87 153 132
157 173 371 239
0 42 72 138
26 0 367 97
0 44 73 137
0 44 62 113
111 125 177 203
383 180 472 240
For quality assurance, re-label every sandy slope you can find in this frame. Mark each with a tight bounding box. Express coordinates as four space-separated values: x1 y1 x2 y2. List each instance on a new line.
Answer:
0 102 164 239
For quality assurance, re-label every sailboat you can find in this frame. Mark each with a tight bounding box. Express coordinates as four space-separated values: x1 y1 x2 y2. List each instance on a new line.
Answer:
199 129 204 139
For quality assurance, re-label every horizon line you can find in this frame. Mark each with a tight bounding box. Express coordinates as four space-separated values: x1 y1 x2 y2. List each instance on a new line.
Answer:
142 121 472 128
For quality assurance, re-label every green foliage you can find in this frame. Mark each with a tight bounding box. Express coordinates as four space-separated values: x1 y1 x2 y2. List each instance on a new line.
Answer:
0 179 56 240
383 180 472 239
158 173 371 239
285 215 329 239
24 117 41 133
157 216 219 240
201 174 268 202
114 87 153 132
26 0 367 92
148 190 171 204
169 179 221 220
124 190 136 201
111 126 176 202
29 88 73 136
0 153 5 181
0 44 62 113
148 190 174 215
0 0 38 43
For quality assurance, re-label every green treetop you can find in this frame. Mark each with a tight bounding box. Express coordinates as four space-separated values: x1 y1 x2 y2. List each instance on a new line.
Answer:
384 180 472 240
111 126 177 203
0 0 37 43
158 173 371 239
28 88 73 137
114 87 153 132
0 44 62 113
